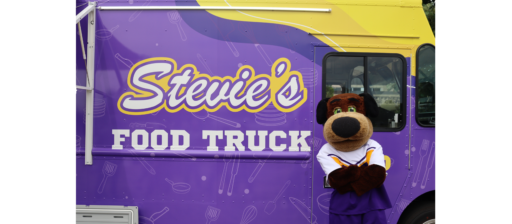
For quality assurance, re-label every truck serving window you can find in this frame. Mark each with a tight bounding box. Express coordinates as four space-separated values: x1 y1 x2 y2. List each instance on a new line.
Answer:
323 53 406 131
416 44 435 126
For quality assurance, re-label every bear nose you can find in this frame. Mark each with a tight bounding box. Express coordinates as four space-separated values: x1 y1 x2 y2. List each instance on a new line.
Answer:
331 117 360 138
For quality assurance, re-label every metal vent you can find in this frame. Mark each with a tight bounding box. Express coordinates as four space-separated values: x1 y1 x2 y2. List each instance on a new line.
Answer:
77 205 138 224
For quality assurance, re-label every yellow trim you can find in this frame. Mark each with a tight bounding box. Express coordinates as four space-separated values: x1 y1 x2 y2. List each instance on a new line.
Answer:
384 155 391 171
366 149 374 164
330 157 348 167
196 0 434 59
309 32 419 39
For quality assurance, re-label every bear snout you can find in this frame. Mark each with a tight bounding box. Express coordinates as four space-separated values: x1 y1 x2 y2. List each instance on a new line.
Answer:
331 117 361 138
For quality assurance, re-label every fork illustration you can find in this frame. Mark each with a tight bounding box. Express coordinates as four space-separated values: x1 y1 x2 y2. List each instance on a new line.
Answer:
167 11 187 41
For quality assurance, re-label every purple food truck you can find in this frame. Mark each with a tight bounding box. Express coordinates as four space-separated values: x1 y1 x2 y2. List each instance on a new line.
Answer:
75 0 435 223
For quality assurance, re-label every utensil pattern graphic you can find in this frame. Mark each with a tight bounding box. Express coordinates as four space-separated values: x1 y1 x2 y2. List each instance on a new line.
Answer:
248 152 272 183
239 22 273 66
240 205 258 224
140 207 169 224
227 153 240 196
254 104 286 126
165 178 191 194
205 206 221 224
219 154 233 194
97 161 117 194
192 110 241 128
129 150 156 175
421 142 435 189
397 198 411 213
129 0 152 22
412 139 430 187
289 197 318 224
95 25 119 41
167 11 187 41
264 180 291 215
316 192 331 215
296 68 317 88
115 53 134 68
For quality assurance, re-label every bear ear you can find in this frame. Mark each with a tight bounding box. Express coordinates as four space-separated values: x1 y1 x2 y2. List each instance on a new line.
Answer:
316 97 330 125
359 93 379 117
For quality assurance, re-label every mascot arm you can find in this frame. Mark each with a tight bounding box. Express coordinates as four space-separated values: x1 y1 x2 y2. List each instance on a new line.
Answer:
328 165 361 194
350 164 386 196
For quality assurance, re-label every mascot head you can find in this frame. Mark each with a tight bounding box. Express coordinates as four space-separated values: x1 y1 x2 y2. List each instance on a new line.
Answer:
316 93 379 152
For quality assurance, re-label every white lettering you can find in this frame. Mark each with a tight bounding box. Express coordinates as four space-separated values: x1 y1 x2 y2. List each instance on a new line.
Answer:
202 130 223 151
112 129 130 150
170 130 190 150
289 130 311 151
277 76 303 107
151 130 168 150
186 79 208 107
246 80 269 108
247 130 268 151
168 69 192 107
205 82 230 106
225 130 245 151
122 63 170 110
132 129 149 150
228 81 246 107
269 131 287 151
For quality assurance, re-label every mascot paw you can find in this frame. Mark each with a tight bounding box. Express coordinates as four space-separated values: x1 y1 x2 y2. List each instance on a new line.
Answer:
351 165 386 196
328 165 361 190
335 184 354 195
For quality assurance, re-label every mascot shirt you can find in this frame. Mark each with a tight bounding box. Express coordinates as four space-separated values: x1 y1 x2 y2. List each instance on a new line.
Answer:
316 139 392 215
317 139 385 175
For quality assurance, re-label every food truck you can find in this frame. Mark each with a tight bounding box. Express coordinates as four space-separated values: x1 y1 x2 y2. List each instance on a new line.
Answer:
75 0 435 223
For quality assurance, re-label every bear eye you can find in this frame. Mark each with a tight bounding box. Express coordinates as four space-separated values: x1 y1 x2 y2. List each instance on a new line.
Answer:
333 107 342 114
348 106 357 112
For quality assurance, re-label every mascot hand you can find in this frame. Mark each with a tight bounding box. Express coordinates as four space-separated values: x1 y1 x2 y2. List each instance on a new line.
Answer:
328 165 361 192
350 165 386 196
334 183 354 195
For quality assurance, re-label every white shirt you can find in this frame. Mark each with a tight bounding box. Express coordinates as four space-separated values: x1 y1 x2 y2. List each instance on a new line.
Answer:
316 139 385 177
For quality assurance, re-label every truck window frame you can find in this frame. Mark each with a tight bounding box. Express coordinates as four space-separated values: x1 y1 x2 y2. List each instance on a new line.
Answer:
415 44 435 127
321 52 407 132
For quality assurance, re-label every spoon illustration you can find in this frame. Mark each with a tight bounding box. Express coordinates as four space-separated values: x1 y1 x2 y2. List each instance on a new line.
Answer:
191 111 241 128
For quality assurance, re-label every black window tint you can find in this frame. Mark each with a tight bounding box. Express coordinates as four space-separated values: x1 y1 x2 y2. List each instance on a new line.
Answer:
323 53 406 131
325 56 364 97
416 45 435 126
367 57 403 129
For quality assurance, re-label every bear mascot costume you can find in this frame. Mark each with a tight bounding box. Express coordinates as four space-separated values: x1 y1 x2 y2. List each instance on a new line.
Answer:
316 93 392 224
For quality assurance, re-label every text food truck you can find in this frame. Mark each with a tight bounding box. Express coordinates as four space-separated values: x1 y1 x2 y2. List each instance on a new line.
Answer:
75 0 435 223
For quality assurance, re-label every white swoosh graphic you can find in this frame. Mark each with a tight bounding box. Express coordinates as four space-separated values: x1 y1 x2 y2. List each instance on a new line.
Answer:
222 0 345 52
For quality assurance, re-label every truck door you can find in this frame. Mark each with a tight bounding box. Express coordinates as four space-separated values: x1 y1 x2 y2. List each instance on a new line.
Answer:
312 47 411 223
